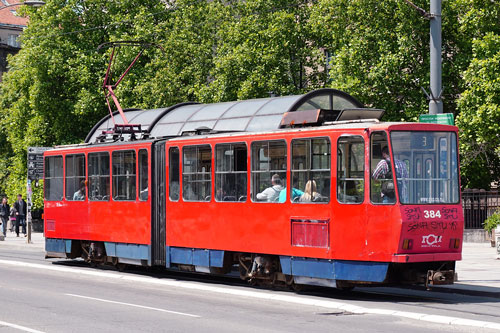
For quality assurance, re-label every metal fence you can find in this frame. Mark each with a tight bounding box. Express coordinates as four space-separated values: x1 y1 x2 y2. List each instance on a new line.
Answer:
463 189 500 229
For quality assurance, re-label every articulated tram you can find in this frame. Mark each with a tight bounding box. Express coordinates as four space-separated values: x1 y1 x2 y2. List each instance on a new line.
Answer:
44 89 463 289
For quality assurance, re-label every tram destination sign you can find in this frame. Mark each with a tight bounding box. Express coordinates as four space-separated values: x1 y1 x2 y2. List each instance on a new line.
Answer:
419 113 455 125
27 147 51 181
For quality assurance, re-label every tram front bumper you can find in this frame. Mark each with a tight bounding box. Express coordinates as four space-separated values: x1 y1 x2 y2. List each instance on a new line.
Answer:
392 252 461 263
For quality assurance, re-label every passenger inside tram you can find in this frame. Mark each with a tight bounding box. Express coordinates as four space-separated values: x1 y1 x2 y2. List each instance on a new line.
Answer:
299 180 322 202
73 181 86 201
278 187 303 203
256 174 284 202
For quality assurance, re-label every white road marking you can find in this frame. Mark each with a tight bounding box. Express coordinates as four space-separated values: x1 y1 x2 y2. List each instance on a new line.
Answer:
65 293 200 318
0 320 45 333
1 259 500 330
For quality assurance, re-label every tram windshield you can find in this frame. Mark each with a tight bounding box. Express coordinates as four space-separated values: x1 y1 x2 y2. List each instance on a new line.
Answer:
390 131 459 204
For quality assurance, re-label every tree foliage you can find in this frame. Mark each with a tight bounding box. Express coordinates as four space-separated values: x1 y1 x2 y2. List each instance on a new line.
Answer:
456 33 500 189
0 0 499 205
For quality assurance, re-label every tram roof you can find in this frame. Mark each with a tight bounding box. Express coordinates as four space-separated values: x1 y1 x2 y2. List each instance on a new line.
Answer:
85 88 366 143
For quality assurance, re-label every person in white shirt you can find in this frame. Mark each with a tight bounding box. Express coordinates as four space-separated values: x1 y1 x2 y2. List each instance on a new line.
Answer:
73 181 86 201
256 174 284 202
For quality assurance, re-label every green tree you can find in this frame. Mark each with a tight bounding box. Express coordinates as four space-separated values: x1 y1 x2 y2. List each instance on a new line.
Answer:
0 0 167 203
196 0 322 102
2 0 499 200
0 0 324 204
309 0 470 121
456 33 500 189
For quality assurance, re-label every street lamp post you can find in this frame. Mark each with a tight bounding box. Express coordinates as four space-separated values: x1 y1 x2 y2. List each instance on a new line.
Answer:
429 0 443 115
404 0 444 115
0 1 45 10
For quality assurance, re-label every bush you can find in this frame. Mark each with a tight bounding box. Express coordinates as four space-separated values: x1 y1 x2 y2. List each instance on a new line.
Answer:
484 209 500 233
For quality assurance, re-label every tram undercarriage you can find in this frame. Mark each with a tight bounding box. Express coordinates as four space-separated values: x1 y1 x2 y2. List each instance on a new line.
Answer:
46 239 456 290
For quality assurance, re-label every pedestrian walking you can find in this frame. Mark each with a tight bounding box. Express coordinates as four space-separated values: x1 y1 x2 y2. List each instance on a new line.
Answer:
0 197 10 237
9 206 16 232
13 194 27 237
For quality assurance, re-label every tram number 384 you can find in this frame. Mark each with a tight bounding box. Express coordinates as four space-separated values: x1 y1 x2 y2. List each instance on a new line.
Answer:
423 210 441 219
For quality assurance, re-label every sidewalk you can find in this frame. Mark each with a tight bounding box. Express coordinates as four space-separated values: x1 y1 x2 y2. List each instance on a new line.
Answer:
1 234 499 296
0 231 45 250
434 242 500 297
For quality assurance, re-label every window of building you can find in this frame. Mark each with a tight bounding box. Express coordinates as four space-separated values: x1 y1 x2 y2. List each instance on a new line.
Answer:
291 138 330 203
215 143 247 202
251 140 286 203
138 149 148 201
112 150 136 201
7 34 20 48
337 136 365 204
169 147 180 201
183 145 211 201
65 154 86 201
44 156 63 201
370 131 394 204
88 152 110 201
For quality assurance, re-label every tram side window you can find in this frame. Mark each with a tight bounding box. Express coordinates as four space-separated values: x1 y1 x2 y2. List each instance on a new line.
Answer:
88 152 110 201
112 150 136 201
215 143 247 202
65 154 86 201
370 131 395 204
337 136 364 204
183 145 211 201
138 149 148 201
169 147 180 201
291 138 330 203
44 156 63 201
251 140 286 203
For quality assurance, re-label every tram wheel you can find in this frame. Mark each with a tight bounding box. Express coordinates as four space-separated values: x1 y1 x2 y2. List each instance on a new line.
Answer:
116 263 127 272
336 280 355 291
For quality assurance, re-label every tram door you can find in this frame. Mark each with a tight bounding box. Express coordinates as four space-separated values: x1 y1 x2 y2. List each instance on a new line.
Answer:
151 141 167 266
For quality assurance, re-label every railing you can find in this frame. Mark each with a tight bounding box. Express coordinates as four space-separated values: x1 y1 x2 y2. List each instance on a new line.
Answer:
463 189 500 229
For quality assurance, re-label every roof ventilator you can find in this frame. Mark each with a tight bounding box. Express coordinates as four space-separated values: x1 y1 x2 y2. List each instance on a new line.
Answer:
280 108 385 128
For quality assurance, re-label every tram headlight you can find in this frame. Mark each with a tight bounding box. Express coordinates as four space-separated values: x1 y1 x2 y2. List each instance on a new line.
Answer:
403 239 413 250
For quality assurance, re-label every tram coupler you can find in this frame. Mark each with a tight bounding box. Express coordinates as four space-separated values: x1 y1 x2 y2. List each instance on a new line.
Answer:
425 269 455 289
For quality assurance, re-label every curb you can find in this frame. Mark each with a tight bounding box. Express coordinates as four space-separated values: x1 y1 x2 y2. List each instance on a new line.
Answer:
408 284 500 298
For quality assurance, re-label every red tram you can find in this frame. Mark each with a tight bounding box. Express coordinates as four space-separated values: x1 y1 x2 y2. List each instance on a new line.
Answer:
44 89 463 289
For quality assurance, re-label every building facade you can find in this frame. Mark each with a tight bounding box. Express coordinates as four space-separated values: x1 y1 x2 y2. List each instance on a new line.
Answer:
0 0 27 81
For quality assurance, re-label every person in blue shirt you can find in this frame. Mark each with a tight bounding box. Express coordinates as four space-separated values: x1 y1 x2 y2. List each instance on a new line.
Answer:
279 187 304 203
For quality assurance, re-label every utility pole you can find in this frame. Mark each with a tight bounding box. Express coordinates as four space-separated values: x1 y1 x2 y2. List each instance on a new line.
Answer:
429 0 443 114
27 180 33 243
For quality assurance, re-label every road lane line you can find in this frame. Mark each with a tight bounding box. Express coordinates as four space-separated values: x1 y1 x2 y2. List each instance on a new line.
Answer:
0 320 45 333
65 293 200 318
1 259 499 330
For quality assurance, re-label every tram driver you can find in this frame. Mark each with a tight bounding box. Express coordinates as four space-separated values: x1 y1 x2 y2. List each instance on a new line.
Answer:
256 174 284 202
372 146 408 203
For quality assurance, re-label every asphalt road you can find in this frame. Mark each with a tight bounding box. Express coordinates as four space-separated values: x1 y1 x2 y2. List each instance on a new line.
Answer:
1 248 500 332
